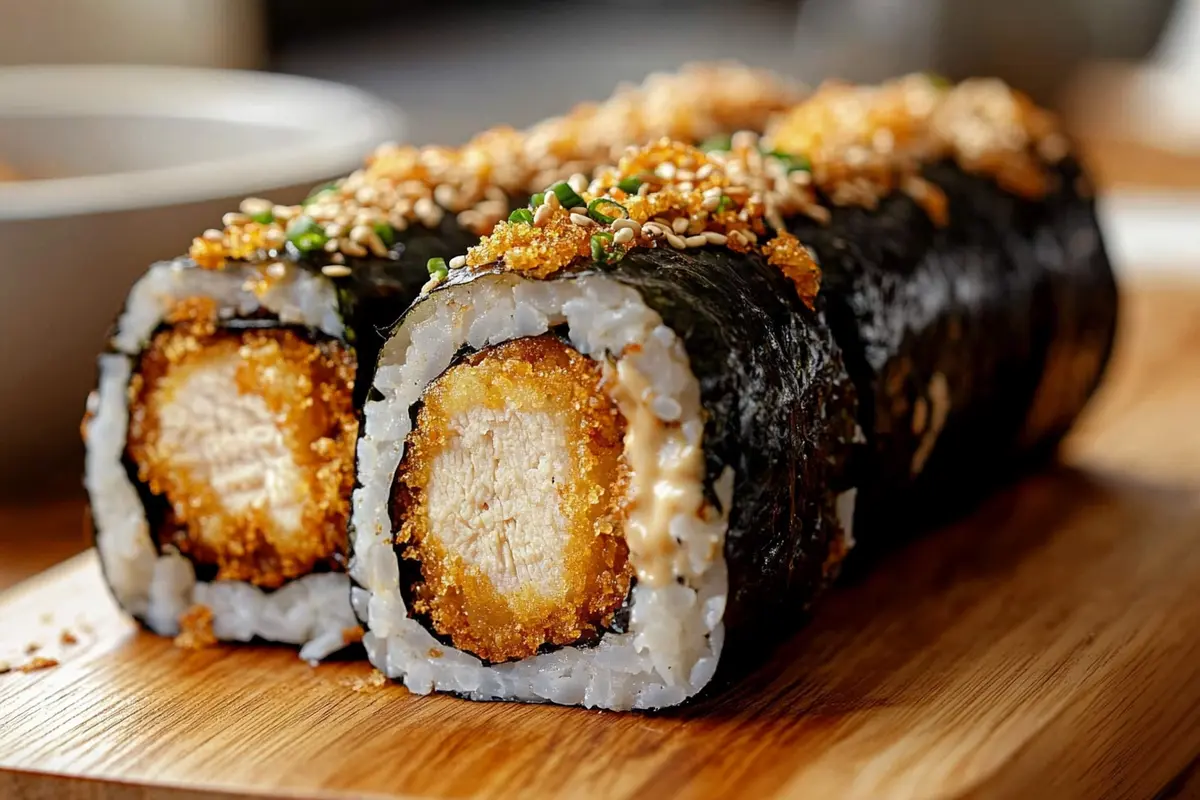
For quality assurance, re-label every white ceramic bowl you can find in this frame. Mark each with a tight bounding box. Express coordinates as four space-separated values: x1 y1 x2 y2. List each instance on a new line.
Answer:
0 65 404 492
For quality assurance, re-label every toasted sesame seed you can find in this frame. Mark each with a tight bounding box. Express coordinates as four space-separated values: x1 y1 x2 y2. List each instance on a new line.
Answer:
434 184 457 208
239 197 272 216
266 262 288 279
702 195 721 211
449 255 467 269
570 206 588 215
704 231 728 245
342 240 368 258
695 164 715 180
545 191 561 210
611 218 642 235
533 204 553 227
355 186 378 205
685 234 707 248
672 217 689 234
222 212 249 227
322 264 352 278
666 233 687 249
349 224 373 244
570 213 595 228
202 228 223 242
323 238 341 253
325 223 345 239
613 227 635 244
568 173 589 193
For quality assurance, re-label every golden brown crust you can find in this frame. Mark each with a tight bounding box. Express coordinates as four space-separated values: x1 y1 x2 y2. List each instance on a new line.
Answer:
126 314 357 588
393 336 632 663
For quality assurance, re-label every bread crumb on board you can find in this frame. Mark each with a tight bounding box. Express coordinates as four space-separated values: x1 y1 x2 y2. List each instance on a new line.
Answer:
17 657 59 673
174 605 217 650
341 670 388 694
60 630 79 646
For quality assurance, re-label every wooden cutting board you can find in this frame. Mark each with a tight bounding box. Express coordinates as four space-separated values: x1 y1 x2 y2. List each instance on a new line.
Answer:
1 283 1199 800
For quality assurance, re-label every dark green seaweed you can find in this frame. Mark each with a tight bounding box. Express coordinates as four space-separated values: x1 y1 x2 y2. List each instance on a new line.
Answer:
792 157 1117 547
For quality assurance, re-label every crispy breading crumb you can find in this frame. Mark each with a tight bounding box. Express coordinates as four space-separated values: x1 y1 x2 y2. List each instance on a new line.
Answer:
60 630 79 646
174 605 217 650
341 669 388 693
17 657 59 673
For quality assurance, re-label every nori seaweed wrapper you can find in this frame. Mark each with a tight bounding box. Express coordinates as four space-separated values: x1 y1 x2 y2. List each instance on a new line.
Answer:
371 243 859 660
791 157 1117 546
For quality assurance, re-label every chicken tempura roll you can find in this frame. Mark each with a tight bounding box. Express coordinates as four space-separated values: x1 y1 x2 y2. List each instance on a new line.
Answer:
350 142 858 710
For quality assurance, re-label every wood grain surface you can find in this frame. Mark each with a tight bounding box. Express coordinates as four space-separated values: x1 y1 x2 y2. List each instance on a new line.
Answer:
1 282 1199 800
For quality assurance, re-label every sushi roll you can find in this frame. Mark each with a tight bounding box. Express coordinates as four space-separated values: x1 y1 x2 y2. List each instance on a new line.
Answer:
351 77 1116 710
350 141 858 709
755 75 1117 534
83 64 804 658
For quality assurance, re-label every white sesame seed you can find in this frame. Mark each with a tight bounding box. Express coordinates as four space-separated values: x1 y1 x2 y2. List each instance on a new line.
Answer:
570 213 595 228
325 223 345 239
202 228 223 242
611 218 642 235
672 217 689 234
266 262 288 279
742 230 759 244
321 264 352 278
449 255 467 269
702 195 721 211
222 212 249 227
533 204 553 227
413 197 436 218
349 225 373 244
676 181 694 192
731 130 759 151
570 206 588 215
685 234 708 248
704 231 728 245
613 227 635 244
434 184 457 209
695 164 715 180
239 197 272 216
355 185 378 205
642 223 666 239
545 191 561 210
342 240 368 258
666 233 687 250
324 239 341 253
568 173 589 193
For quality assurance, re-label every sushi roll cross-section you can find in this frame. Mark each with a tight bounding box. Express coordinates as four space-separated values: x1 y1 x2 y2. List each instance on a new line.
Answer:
83 64 806 658
352 75 1116 710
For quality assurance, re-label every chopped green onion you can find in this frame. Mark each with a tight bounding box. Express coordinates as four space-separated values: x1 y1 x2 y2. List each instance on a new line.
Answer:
698 134 733 153
249 210 275 225
549 181 586 210
529 192 546 209
286 216 329 253
715 195 733 214
426 257 448 279
509 208 534 224
373 222 396 248
925 71 952 89
765 150 812 173
586 198 628 224
616 176 643 194
590 231 614 263
302 181 338 205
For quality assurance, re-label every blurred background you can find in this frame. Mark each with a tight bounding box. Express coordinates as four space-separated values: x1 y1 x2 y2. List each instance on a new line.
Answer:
2 0 1200 583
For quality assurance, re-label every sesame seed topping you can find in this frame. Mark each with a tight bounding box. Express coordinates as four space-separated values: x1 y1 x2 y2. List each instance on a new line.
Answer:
613 227 635 244
321 264 353 278
672 217 690 235
449 255 467 269
666 233 687 250
266 262 288 279
569 213 595 228
685 234 708 248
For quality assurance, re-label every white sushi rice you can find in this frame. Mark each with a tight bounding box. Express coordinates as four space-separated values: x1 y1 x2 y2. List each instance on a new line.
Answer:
351 272 736 710
84 258 357 661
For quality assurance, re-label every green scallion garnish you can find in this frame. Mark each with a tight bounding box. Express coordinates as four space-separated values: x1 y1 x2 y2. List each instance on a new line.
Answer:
509 208 535 224
426 257 448 279
250 210 275 225
549 181 586 210
616 176 643 194
286 216 329 253
715 195 733 214
529 192 546 209
373 222 396 248
926 71 952 89
586 198 628 225
302 182 338 206
590 231 614 263
765 150 812 173
698 134 733 153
